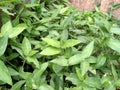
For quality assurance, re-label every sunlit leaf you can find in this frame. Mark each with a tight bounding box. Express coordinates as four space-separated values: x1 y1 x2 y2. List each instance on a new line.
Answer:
0 7 15 15
84 77 101 89
0 0 17 5
0 34 8 56
81 41 94 58
61 9 77 28
8 67 19 76
83 86 96 90
9 24 27 38
0 21 12 37
110 27 120 35
107 38 120 53
104 85 116 90
75 67 84 81
111 64 118 81
66 73 80 85
33 62 48 85
26 57 39 68
50 57 68 66
38 84 54 90
69 54 84 65
52 64 63 73
0 60 12 85
68 87 82 90
40 47 61 56
42 38 60 48
61 30 68 40
11 80 25 90
60 7 69 14
115 79 120 87
22 37 31 56
62 39 80 48
81 61 90 76
96 54 106 68
69 41 94 65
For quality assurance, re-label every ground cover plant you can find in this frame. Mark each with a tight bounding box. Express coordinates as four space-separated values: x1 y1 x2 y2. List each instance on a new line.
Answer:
0 0 120 90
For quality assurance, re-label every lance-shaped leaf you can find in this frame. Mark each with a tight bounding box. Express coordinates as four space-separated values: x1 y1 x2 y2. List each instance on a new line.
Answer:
80 41 94 58
107 38 120 53
81 61 90 76
11 80 25 90
42 38 60 48
0 34 8 56
69 41 94 65
50 57 68 66
33 62 48 85
38 84 54 90
0 21 12 37
26 57 39 68
40 47 61 56
9 24 27 38
62 39 80 48
22 37 31 56
0 60 12 85
110 27 120 35
84 77 102 89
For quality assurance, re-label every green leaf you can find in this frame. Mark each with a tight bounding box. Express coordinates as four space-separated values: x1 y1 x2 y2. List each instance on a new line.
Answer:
81 61 90 76
0 60 12 85
104 85 116 90
26 57 39 68
60 7 69 14
0 21 12 37
9 24 27 38
0 0 17 5
110 27 120 35
101 75 112 87
94 18 108 32
29 50 38 56
22 37 31 56
115 79 120 87
84 77 101 89
11 80 25 90
83 86 96 90
50 57 68 66
75 67 84 81
61 30 68 40
52 64 63 73
81 41 94 58
111 64 118 81
0 34 8 56
69 54 84 65
25 4 39 8
61 9 77 28
66 73 80 85
0 6 15 16
33 62 48 85
68 87 82 90
62 39 80 48
19 67 32 80
42 38 60 48
38 84 54 90
8 67 19 76
11 46 24 57
107 38 120 53
40 47 61 56
69 41 94 65
96 54 106 68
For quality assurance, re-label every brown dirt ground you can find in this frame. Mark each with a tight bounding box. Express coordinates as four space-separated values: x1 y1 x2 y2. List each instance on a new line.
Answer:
70 0 120 19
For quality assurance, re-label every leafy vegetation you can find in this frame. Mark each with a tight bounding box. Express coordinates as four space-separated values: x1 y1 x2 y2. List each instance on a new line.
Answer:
0 0 120 90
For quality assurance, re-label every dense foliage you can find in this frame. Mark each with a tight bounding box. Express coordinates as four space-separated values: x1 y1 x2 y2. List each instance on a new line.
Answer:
0 0 120 90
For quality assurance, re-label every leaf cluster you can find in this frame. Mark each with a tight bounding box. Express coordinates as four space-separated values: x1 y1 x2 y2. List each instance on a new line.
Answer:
0 0 120 90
